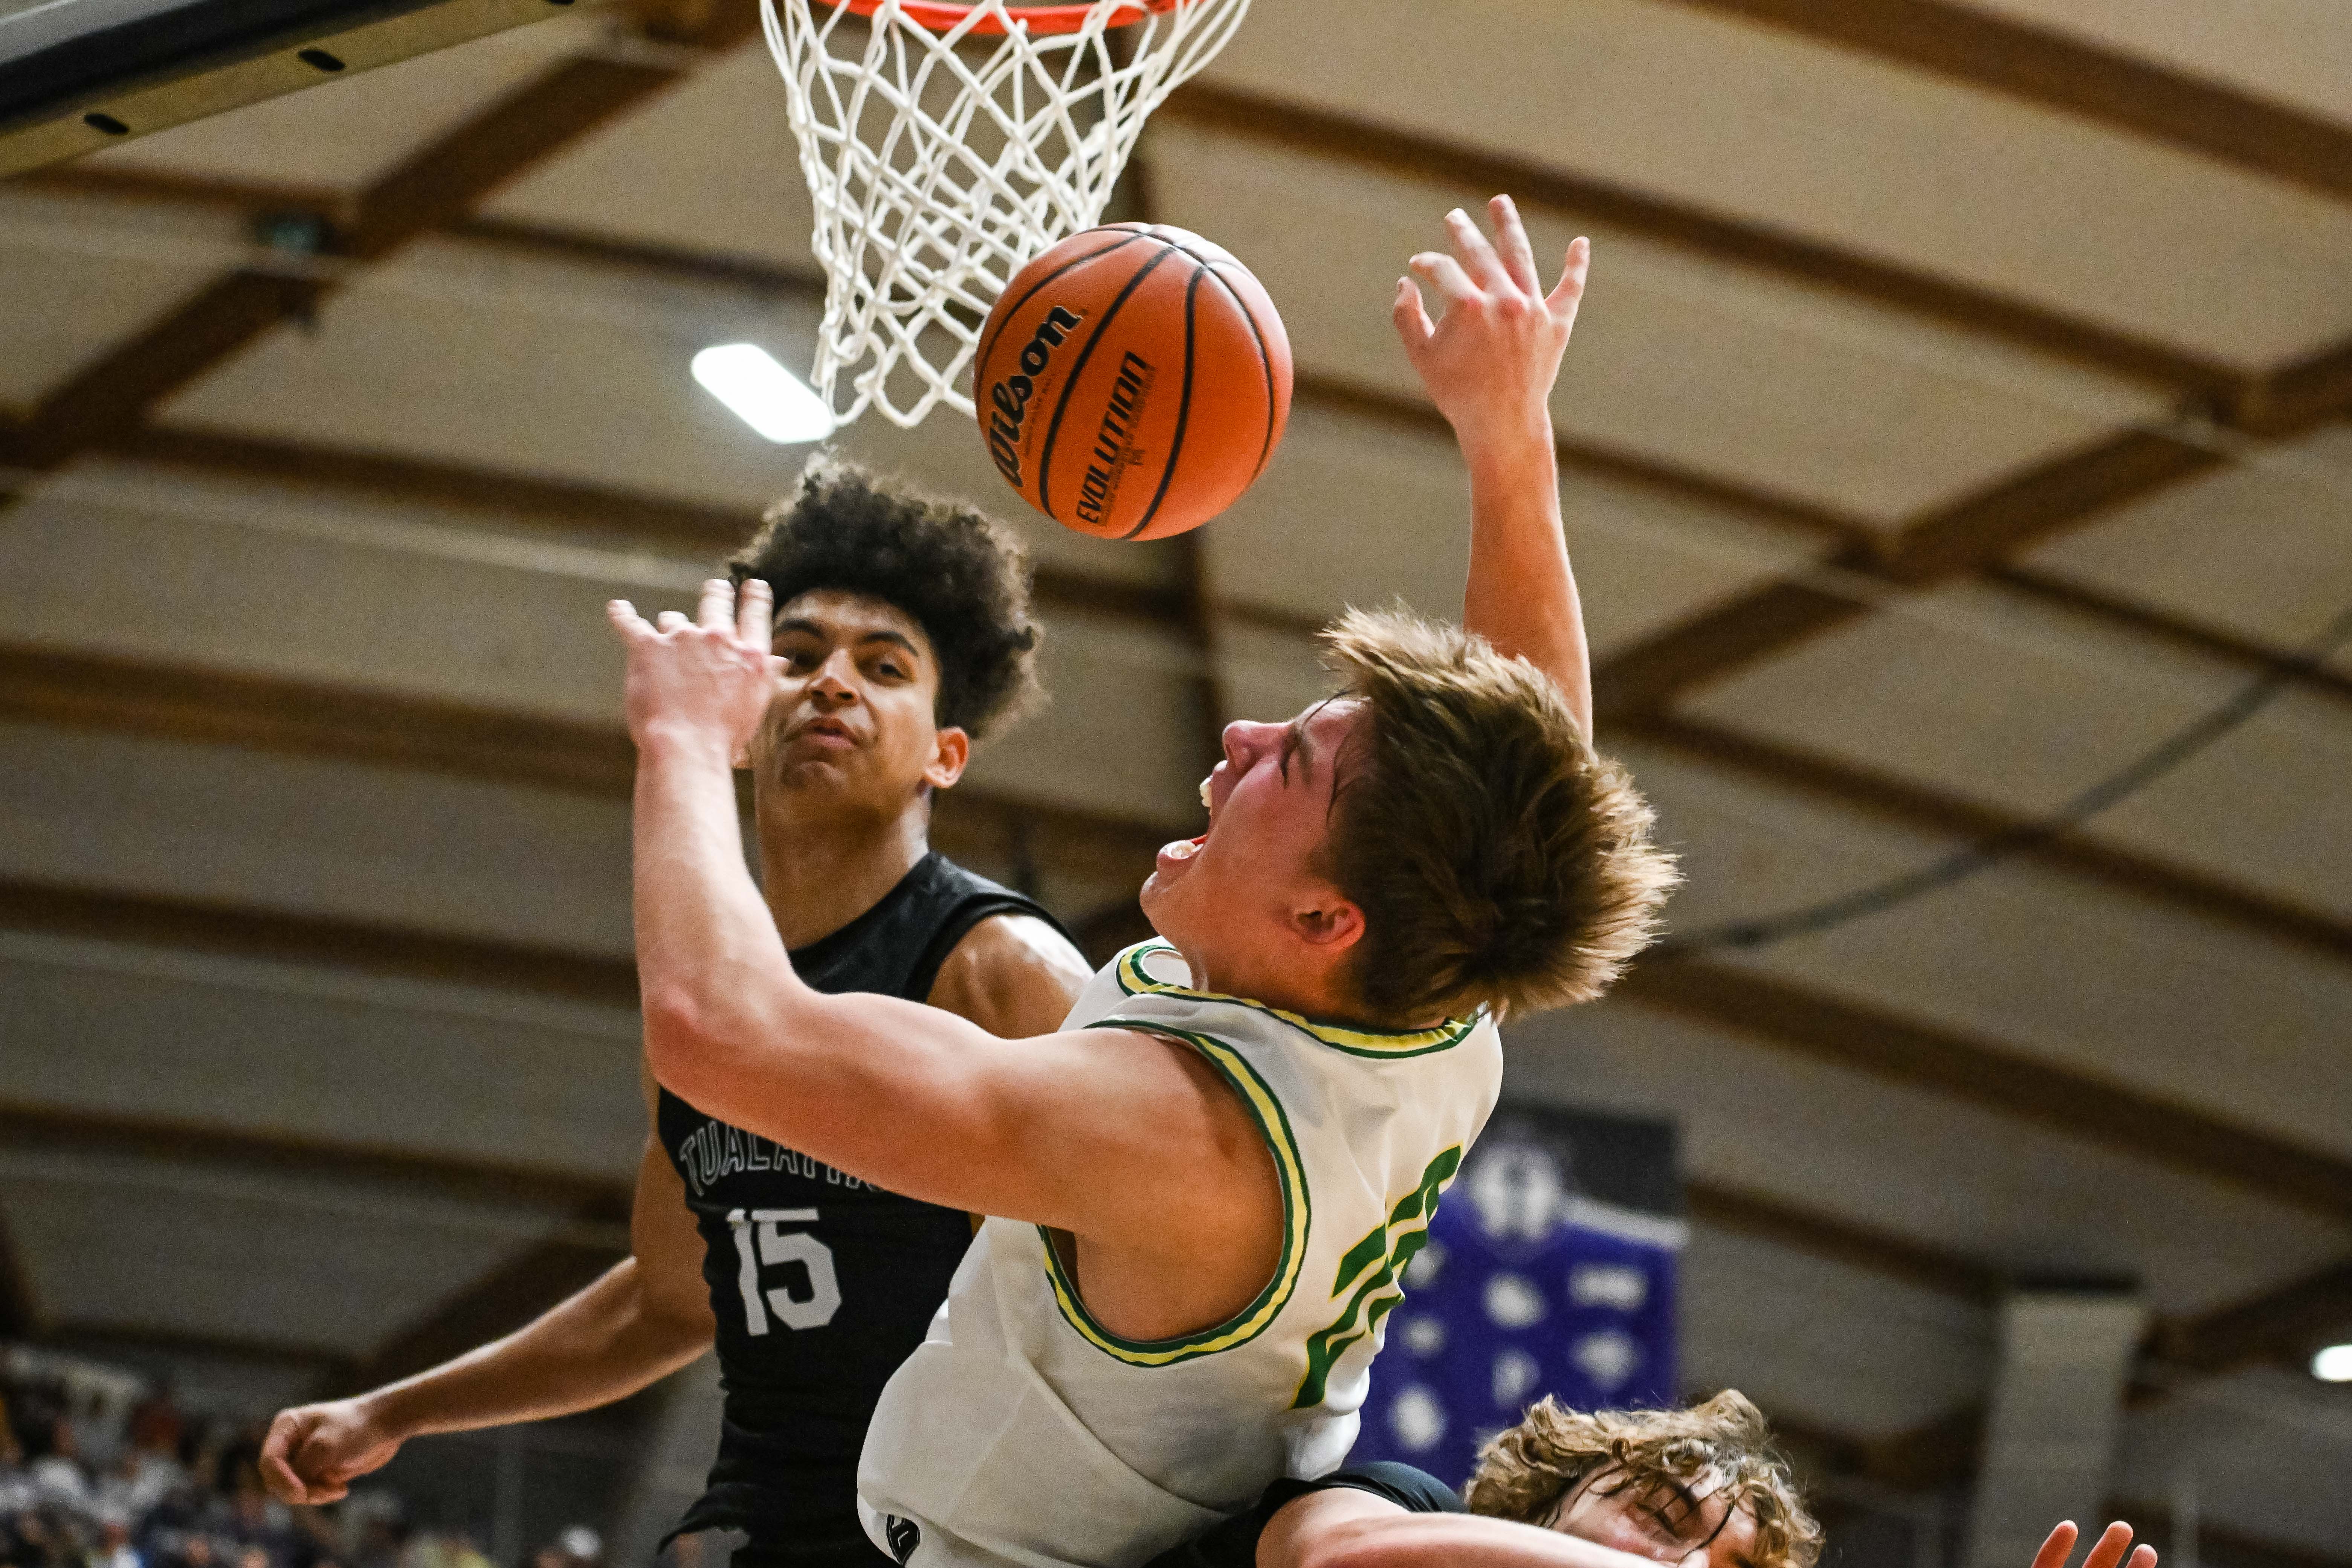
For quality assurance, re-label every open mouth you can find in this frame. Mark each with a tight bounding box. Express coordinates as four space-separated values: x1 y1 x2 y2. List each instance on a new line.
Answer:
1161 834 1208 863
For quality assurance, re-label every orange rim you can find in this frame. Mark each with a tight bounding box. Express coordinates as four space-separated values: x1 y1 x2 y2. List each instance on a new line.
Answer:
823 0 1184 35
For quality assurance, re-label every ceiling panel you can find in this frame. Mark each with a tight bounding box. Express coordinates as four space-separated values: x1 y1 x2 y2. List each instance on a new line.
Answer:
961 607 1208 826
0 192 237 410
5 1156 559 1353
158 235 834 508
0 722 637 954
3 931 643 1179
1148 118 2161 526
1505 1000 2347 1317
481 41 817 270
1961 0 2352 128
1 460 672 723
1610 739 2352 1167
2021 426 2352 676
79 9 609 193
1677 578 2352 922
145 234 1175 589
1679 1221 1993 1438
1202 402 1814 653
2115 1368 2352 1557
1201 0 2352 366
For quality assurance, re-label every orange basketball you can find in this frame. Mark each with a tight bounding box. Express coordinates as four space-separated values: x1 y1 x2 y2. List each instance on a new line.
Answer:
972 224 1292 541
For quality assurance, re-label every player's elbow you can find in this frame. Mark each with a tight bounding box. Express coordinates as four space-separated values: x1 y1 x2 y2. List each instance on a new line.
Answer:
639 986 733 1101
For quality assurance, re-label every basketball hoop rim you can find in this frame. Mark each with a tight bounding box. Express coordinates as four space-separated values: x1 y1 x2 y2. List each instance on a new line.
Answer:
819 0 1184 36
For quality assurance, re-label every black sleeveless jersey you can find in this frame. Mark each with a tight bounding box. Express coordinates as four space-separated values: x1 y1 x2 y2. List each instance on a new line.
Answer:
655 853 1066 1559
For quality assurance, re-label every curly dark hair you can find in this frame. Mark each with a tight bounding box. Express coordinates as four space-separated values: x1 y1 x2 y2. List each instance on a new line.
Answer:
727 456 1043 739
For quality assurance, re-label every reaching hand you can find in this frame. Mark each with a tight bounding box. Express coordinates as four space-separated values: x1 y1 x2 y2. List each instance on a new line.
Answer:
258 1399 402 1505
607 578 781 766
1393 195 1588 447
2033 1520 2158 1568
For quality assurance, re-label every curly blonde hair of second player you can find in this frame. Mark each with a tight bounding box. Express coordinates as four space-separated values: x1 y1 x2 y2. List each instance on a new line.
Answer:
1465 1391 1822 1568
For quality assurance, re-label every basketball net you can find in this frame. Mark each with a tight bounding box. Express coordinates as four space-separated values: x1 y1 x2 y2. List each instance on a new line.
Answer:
762 0 1252 427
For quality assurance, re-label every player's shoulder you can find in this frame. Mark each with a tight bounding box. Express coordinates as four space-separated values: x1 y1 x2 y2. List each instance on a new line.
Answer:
1096 939 1494 1064
927 910 1091 1036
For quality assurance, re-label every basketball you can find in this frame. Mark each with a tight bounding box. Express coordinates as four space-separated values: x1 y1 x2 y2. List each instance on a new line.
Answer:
972 223 1293 541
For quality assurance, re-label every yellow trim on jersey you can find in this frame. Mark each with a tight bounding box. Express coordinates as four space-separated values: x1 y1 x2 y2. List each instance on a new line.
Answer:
1036 1022 1310 1366
1112 941 1483 1058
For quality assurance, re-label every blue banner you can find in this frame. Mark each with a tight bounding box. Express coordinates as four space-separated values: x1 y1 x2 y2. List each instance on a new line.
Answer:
1349 1108 1684 1488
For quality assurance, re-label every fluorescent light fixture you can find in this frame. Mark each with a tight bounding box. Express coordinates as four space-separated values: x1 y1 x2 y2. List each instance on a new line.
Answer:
692 344 834 444
2315 1344 2352 1382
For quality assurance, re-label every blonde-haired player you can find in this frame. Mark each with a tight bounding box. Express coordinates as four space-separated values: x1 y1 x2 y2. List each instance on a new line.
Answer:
605 196 1676 1567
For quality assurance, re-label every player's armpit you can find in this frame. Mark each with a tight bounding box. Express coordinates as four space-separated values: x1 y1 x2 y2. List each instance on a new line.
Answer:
926 912 1090 1038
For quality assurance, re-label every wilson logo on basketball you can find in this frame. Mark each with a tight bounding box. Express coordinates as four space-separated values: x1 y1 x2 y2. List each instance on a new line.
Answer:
985 306 1084 486
1075 351 1155 531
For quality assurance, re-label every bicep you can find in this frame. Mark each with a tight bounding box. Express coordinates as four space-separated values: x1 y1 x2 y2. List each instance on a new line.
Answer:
677 1000 1254 1244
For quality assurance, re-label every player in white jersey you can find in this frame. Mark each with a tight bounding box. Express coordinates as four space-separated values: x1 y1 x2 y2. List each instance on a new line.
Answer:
604 196 1679 1568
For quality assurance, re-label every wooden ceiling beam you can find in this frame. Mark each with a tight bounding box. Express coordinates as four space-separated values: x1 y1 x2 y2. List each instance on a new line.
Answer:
0 0 761 481
1664 0 2352 206
1592 332 2352 716
0 1096 631 1217
1684 1179 2003 1304
82 423 1199 632
0 642 1180 875
1157 82 2244 398
1615 958 2352 1222
2151 1257 2352 1379
0 874 639 1006
1623 713 2352 968
1989 566 2352 719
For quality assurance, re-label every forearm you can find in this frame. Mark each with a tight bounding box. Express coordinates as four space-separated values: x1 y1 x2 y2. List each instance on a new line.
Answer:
363 1260 710 1440
1306 1513 1664 1568
632 731 815 1081
1460 410 1593 736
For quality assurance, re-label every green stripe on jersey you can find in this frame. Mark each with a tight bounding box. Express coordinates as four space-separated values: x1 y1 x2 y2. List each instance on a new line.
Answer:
1112 942 1483 1058
1037 1021 1309 1367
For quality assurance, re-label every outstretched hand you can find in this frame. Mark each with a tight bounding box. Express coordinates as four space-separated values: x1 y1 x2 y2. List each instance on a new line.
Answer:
2033 1521 2158 1568
607 577 781 766
1393 195 1588 446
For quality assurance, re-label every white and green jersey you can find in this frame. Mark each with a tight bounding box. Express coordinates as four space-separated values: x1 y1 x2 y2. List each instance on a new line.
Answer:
857 939 1503 1568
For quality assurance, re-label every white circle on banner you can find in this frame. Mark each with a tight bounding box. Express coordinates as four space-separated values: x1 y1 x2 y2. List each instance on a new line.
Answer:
1401 1316 1446 1357
1573 1330 1642 1391
1569 1263 1649 1312
1484 1272 1547 1328
1491 1348 1542 1409
1389 1386 1447 1452
1405 1240 1446 1288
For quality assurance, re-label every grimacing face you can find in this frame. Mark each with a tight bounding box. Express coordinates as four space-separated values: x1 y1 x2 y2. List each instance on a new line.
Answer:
1140 697 1367 996
748 588 966 811
1543 1465 1762 1568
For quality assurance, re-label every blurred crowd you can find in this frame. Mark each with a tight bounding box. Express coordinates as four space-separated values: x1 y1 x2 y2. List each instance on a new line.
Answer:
0 1350 599 1568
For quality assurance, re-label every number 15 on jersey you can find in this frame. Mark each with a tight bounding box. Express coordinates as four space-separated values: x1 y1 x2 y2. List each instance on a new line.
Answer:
727 1208 843 1333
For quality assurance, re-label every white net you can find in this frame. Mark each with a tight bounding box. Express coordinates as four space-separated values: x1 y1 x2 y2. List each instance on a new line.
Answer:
762 0 1252 427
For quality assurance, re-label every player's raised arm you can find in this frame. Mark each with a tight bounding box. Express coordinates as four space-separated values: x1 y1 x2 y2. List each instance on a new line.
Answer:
606 581 1267 1267
1393 196 1593 737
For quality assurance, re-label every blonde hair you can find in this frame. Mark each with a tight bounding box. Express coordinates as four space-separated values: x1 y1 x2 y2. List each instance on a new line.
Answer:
1466 1392 1822 1568
1318 608 1679 1024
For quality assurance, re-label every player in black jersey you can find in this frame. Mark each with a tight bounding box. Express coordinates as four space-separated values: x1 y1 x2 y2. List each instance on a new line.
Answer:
258 460 1092 1567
